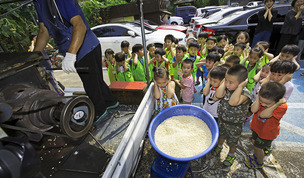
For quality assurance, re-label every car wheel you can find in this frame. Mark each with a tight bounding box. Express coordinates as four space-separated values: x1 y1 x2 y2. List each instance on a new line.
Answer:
171 22 178 25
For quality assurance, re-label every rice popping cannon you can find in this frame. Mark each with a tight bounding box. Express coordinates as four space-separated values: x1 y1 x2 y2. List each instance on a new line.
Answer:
0 52 94 141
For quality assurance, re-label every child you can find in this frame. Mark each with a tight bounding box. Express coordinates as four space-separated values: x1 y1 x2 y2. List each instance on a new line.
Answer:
270 44 300 70
201 36 217 58
224 43 246 64
217 35 228 48
154 48 169 69
104 48 116 84
164 34 176 77
210 46 225 59
153 66 179 114
196 32 209 85
121 40 132 59
252 64 271 102
244 47 264 92
198 32 209 52
225 55 240 67
186 41 201 83
245 82 287 169
172 44 187 80
114 52 134 81
235 31 250 59
132 44 147 81
268 60 297 100
147 43 156 79
173 59 194 104
202 66 228 122
213 64 251 167
172 44 187 100
255 41 274 66
196 52 221 93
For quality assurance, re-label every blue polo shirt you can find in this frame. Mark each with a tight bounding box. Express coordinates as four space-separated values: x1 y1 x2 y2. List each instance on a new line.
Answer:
34 0 99 61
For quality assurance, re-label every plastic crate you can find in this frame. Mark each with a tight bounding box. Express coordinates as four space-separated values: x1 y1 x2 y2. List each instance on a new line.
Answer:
150 155 193 178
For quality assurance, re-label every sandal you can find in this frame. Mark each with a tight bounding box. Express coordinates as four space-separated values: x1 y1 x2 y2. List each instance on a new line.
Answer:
301 72 304 76
244 154 264 169
211 146 223 156
223 155 236 167
264 146 272 155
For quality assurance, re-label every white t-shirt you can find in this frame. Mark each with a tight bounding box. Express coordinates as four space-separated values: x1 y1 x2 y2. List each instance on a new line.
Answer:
251 80 261 102
284 81 294 100
203 87 219 118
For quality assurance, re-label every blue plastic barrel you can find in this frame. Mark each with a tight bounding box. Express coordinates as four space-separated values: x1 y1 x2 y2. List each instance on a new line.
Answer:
149 105 219 162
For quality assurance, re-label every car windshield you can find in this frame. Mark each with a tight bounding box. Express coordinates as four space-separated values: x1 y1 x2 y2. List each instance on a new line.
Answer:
123 22 155 34
205 8 239 20
216 11 245 24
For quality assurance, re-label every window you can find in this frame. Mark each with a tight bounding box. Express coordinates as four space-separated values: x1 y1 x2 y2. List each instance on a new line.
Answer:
92 27 113 37
223 10 238 18
189 8 196 13
248 14 258 24
230 18 242 25
110 26 129 36
178 9 186 13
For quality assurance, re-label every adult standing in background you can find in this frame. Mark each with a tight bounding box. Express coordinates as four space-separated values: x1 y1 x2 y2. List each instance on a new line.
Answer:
275 0 304 55
251 0 277 48
33 0 118 121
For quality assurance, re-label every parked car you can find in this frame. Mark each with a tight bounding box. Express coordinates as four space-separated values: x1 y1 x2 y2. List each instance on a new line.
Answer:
91 22 187 55
189 6 223 28
244 1 264 9
230 2 239 7
190 8 222 28
168 16 184 26
194 6 225 18
192 7 243 37
199 4 293 53
132 20 188 35
174 6 197 24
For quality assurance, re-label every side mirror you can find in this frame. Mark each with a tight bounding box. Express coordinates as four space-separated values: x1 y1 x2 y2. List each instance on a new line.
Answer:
128 31 136 37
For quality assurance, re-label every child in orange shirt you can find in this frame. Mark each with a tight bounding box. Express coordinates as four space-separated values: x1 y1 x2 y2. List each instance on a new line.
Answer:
245 82 287 169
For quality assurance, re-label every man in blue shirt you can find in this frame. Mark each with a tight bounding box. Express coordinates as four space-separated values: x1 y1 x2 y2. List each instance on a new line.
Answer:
33 0 118 120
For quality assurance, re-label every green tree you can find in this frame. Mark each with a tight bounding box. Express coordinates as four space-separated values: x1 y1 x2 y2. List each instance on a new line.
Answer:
0 3 38 52
79 0 132 27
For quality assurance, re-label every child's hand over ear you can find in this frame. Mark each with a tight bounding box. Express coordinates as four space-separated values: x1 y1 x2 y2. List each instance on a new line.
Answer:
239 78 248 88
278 98 286 105
282 73 293 82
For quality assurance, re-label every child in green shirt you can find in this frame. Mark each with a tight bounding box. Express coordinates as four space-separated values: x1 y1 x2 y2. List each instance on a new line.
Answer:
104 48 116 84
132 44 147 81
255 41 274 66
115 52 134 81
164 34 176 77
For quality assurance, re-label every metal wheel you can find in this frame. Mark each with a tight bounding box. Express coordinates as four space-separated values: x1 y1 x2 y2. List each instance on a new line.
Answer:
60 96 94 139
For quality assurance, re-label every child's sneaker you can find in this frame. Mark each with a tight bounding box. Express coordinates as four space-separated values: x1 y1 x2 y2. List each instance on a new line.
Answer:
211 146 222 156
223 155 236 167
264 146 272 155
200 89 204 94
194 88 197 93
195 81 200 86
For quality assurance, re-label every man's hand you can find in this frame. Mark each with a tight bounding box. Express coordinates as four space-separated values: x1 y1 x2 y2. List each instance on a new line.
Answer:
62 53 77 73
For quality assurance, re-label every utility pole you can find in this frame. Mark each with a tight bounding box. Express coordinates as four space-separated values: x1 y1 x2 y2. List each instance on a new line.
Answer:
136 0 150 83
